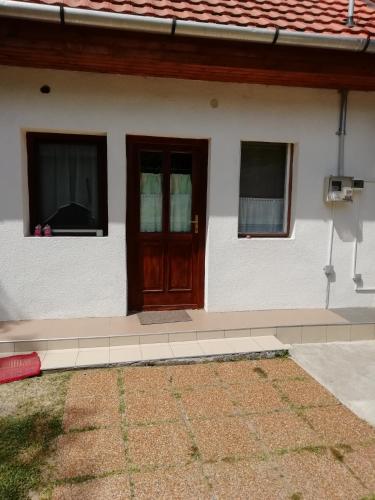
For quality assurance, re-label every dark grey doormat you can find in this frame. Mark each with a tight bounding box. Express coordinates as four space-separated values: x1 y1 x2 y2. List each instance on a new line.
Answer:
138 310 192 325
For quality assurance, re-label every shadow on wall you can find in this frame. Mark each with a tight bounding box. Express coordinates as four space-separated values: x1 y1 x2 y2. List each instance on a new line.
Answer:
0 283 28 334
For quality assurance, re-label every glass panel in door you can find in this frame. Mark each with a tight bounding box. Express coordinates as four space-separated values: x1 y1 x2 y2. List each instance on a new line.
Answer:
170 152 192 232
140 151 163 232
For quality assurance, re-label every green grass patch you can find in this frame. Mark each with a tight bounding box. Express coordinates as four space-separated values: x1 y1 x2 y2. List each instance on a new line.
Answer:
0 412 63 499
0 371 70 499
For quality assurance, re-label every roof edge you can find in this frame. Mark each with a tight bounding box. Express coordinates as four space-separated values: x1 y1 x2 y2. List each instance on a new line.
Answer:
0 0 374 53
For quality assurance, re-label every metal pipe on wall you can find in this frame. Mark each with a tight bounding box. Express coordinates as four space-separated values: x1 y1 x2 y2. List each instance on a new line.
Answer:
347 0 356 27
337 89 349 177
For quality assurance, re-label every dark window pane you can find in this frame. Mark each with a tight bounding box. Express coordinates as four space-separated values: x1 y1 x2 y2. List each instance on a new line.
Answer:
240 142 287 199
37 143 99 229
170 152 192 233
140 151 163 232
239 142 288 234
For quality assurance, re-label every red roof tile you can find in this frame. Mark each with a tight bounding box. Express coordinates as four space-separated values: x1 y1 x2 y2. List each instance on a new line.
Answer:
12 0 375 37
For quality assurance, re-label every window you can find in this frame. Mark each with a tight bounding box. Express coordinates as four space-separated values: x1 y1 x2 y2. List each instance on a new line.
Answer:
27 133 108 236
238 141 293 237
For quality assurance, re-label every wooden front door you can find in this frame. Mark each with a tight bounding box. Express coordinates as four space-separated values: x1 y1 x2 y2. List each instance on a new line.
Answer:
126 136 208 312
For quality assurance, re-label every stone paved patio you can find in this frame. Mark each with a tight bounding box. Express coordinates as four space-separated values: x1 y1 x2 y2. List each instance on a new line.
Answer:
51 358 375 499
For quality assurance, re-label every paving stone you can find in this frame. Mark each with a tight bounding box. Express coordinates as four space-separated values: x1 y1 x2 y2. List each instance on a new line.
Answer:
67 369 118 399
52 474 131 500
124 389 181 425
167 363 219 388
204 460 287 499
255 358 308 380
179 386 237 420
230 382 288 414
276 379 339 409
252 412 321 451
127 422 193 468
54 428 126 479
343 443 375 490
304 406 375 445
214 360 265 385
123 366 170 392
276 449 369 499
191 417 261 462
132 465 211 500
63 394 120 431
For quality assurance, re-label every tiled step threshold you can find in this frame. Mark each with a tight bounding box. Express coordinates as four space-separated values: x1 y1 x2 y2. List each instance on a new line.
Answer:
1 322 375 354
0 336 287 371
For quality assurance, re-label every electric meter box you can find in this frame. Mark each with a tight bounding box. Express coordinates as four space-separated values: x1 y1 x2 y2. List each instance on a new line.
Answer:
324 176 354 202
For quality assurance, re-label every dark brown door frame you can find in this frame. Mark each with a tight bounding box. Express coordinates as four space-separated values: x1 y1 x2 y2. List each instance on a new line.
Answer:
126 135 208 312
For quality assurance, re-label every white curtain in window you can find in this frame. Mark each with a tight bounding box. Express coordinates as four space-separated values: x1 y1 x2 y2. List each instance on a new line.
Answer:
170 173 192 232
39 144 98 224
239 197 284 233
140 173 162 232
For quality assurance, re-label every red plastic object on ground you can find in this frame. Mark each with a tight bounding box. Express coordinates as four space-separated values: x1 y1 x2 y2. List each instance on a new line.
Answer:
0 352 41 384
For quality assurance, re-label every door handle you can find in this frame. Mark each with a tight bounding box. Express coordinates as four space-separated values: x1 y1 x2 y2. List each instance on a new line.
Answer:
191 215 199 234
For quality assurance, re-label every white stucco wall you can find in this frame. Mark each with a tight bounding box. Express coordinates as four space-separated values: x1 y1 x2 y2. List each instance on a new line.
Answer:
0 65 375 320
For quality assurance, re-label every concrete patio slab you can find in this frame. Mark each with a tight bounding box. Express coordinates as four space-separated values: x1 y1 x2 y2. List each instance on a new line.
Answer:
291 341 375 426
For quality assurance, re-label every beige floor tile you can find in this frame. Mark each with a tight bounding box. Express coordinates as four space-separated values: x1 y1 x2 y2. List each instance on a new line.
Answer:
79 337 110 348
255 358 308 380
251 327 277 337
14 340 48 352
230 382 288 414
52 474 131 500
109 345 142 363
54 428 126 479
139 333 169 344
276 326 302 344
198 338 236 356
42 349 78 370
110 335 140 347
124 389 180 425
197 330 225 340
47 339 79 350
276 449 368 500
132 465 211 500
123 366 171 392
350 324 375 341
252 335 284 351
191 417 261 461
343 443 375 490
326 325 351 342
276 379 339 408
252 412 321 451
302 325 327 343
141 342 173 361
224 329 251 338
170 341 204 358
229 337 262 353
169 331 197 342
167 363 219 388
0 308 349 342
0 342 15 353
180 386 237 419
76 348 110 367
127 422 192 468
204 460 287 499
214 360 263 385
304 406 375 445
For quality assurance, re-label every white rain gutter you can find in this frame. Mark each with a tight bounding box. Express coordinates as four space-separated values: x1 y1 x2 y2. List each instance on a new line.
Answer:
0 0 375 53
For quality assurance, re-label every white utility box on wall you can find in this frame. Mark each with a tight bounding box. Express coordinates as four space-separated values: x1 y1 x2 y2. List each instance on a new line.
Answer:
324 176 354 202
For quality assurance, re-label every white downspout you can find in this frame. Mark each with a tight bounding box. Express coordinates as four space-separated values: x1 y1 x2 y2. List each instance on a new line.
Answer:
324 90 349 308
